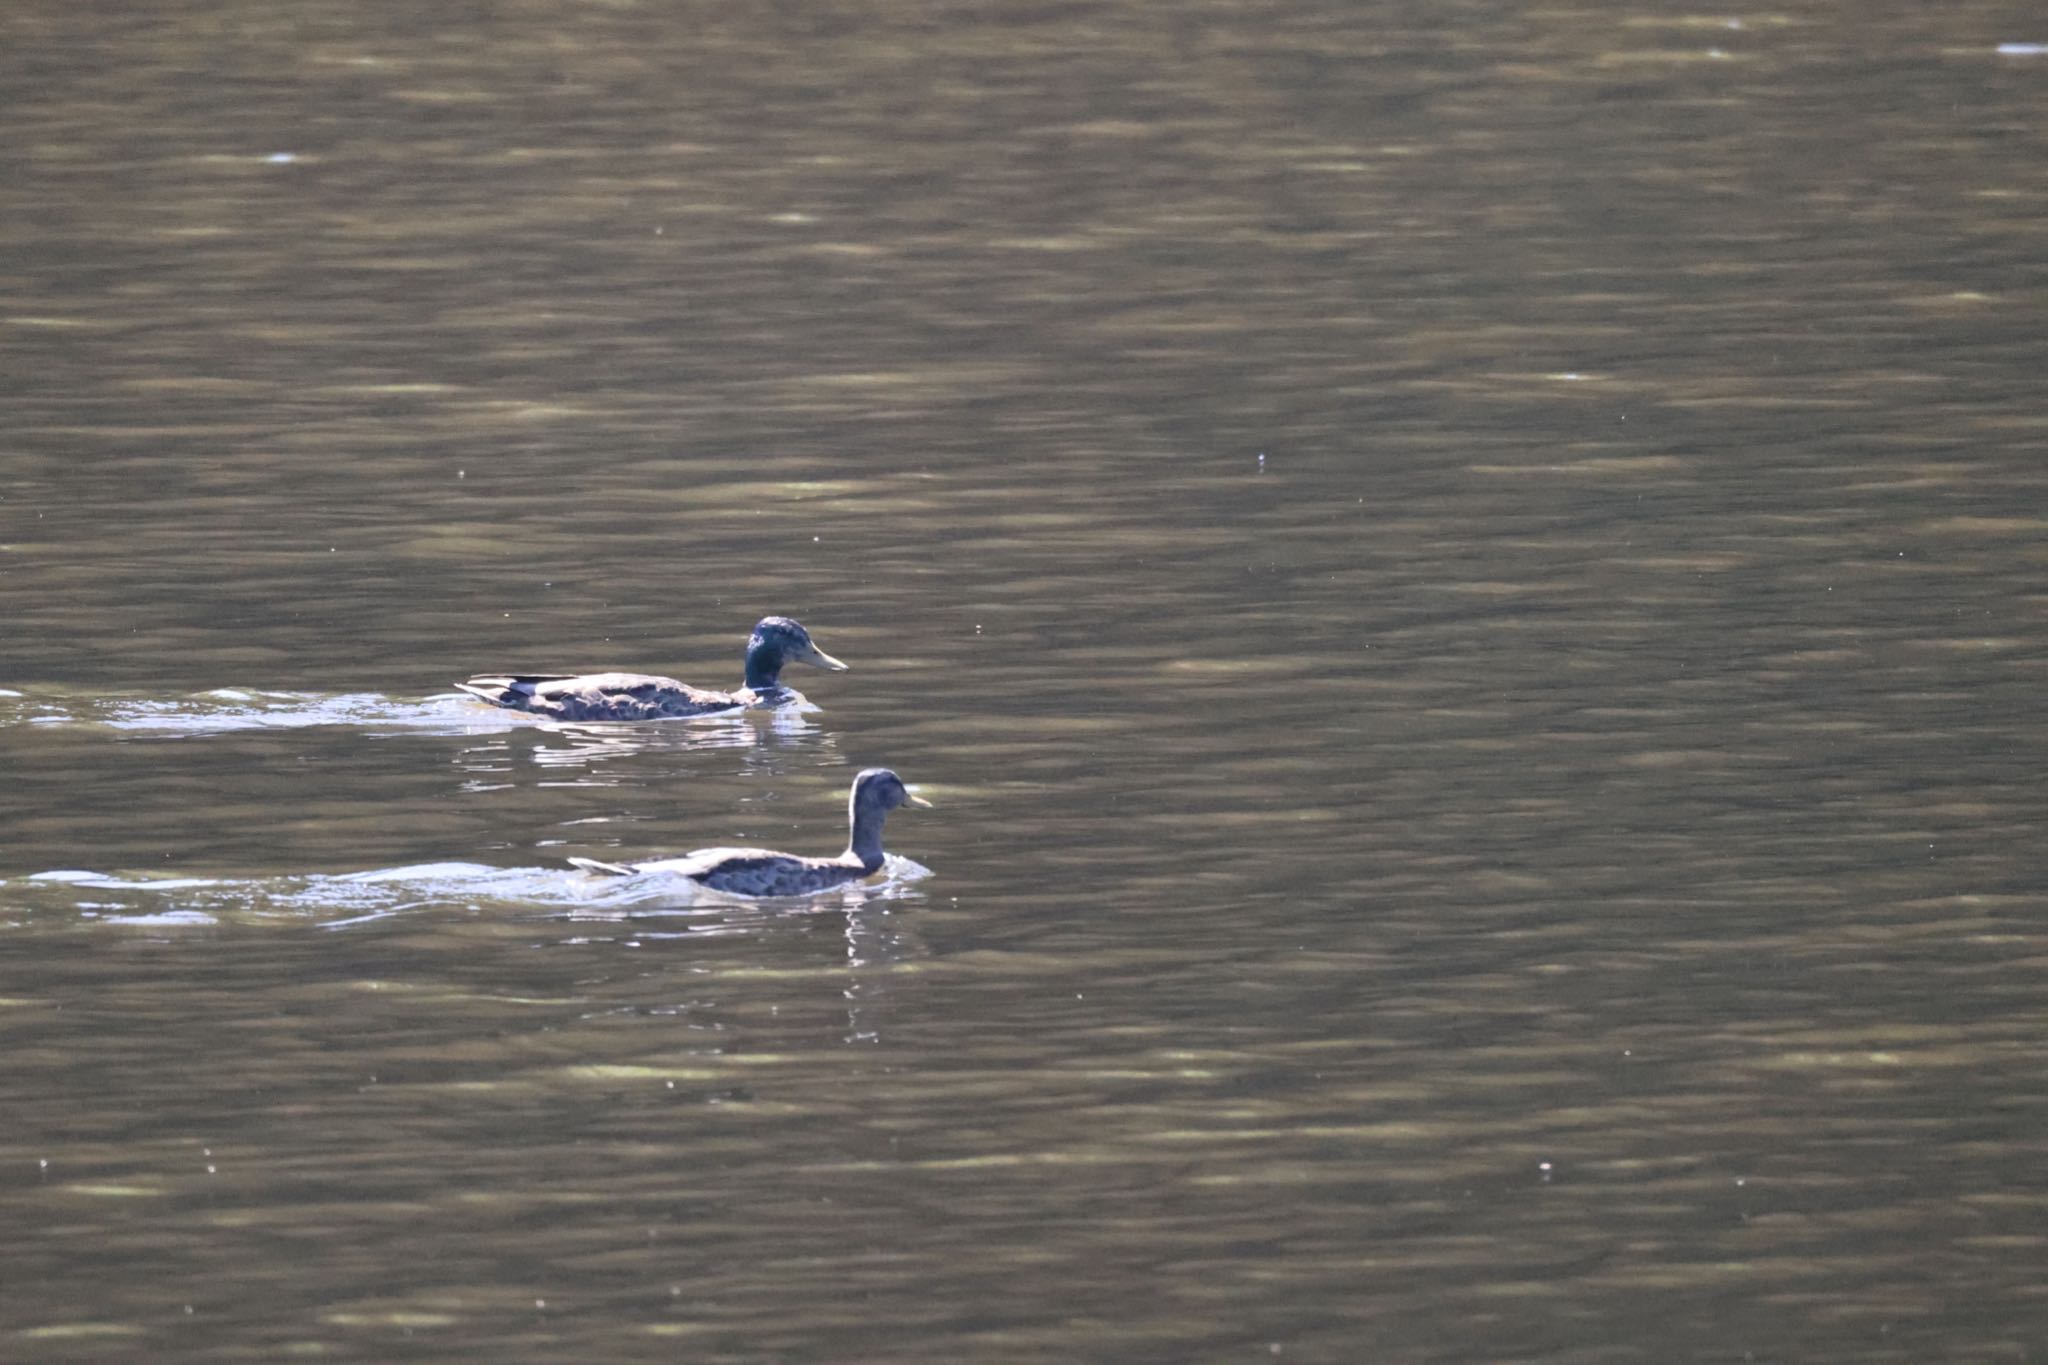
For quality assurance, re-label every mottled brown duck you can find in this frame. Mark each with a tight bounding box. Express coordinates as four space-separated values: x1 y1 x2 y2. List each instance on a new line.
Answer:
456 616 847 721
570 769 931 896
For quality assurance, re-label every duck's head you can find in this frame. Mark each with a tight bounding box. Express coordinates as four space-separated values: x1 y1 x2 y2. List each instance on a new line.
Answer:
851 767 932 816
744 616 849 689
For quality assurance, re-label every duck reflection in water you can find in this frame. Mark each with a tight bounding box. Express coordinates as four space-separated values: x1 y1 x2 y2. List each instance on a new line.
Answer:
563 890 924 1048
454 701 835 792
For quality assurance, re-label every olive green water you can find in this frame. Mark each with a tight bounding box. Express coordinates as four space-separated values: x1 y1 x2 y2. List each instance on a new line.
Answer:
4 3 2048 1360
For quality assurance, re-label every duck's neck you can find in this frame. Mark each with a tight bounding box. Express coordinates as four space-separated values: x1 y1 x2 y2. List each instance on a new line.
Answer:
742 640 785 691
845 801 889 873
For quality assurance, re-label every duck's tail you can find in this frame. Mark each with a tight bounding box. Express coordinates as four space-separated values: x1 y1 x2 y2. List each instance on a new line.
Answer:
568 855 639 877
455 674 574 707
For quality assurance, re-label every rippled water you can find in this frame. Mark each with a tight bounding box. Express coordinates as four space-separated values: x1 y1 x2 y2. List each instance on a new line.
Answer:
5 2 2048 1360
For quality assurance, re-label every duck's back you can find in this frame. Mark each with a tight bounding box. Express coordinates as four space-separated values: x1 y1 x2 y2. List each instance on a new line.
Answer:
637 847 868 897
459 671 742 721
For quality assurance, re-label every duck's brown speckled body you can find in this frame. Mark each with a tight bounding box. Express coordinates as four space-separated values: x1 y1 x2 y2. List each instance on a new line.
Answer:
456 616 846 721
571 769 931 897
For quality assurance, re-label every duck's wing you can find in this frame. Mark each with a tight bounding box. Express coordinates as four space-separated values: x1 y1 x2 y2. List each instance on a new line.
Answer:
628 846 785 877
456 671 743 720
568 855 639 876
571 848 806 882
455 674 578 706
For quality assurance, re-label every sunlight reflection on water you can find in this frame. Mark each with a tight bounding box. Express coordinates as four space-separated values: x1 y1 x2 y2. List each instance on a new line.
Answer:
3 1 2046 1358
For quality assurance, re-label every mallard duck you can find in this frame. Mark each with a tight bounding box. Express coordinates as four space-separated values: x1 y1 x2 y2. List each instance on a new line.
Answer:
455 616 847 721
571 768 931 896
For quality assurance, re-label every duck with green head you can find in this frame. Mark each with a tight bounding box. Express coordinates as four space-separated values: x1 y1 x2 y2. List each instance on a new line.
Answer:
571 768 932 896
456 616 848 721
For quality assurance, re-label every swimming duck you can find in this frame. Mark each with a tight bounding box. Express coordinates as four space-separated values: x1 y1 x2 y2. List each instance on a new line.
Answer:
571 768 932 896
455 616 848 721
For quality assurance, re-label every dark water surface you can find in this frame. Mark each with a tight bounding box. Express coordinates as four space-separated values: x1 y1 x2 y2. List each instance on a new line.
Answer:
5 2 2048 1360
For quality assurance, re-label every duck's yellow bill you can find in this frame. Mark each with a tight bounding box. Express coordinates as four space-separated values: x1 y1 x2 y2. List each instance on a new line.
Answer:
802 644 850 672
905 793 934 808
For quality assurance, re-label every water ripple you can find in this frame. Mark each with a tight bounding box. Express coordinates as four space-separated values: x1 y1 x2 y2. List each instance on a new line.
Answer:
4 857 932 930
0 687 825 750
